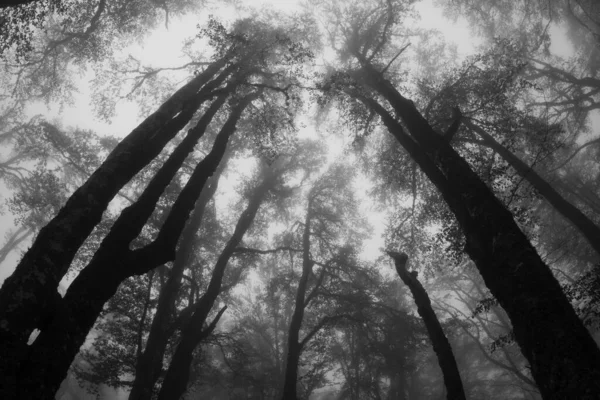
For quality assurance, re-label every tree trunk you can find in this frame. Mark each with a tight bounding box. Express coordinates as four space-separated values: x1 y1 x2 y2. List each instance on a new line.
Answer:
462 118 600 257
280 203 313 400
157 164 275 400
354 61 600 399
388 252 465 400
0 0 39 8
10 93 254 400
0 58 232 387
128 157 226 400
0 226 31 267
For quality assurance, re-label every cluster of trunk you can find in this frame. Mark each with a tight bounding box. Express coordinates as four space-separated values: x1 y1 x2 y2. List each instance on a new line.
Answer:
0 52 262 397
348 57 600 398
128 153 228 400
156 166 279 400
0 58 231 388
13 91 258 399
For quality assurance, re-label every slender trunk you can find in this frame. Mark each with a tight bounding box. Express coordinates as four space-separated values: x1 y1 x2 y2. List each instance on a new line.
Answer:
11 93 254 400
0 226 31 266
280 205 313 400
557 179 600 217
128 156 227 400
0 58 232 382
157 166 274 400
355 62 600 398
463 119 600 257
136 271 155 361
388 252 465 400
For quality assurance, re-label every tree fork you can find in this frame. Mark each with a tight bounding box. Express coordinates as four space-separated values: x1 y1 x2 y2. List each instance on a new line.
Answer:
462 118 600 258
356 62 600 398
157 147 272 400
0 57 232 372
129 154 228 400
9 92 240 400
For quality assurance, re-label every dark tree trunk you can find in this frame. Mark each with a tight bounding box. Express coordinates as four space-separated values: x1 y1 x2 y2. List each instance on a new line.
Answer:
280 204 313 400
10 93 255 400
157 163 275 400
0 58 232 388
388 252 465 400
0 226 31 266
463 119 600 257
353 61 600 399
0 0 39 8
128 159 226 400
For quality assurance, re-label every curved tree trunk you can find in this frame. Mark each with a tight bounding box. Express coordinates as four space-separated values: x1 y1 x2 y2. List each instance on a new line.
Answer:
10 93 254 399
128 157 227 400
462 118 600 257
388 252 465 400
352 60 600 399
157 162 276 400
0 58 232 390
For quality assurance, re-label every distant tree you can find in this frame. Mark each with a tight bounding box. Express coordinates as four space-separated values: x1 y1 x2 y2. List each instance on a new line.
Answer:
156 149 304 400
279 162 367 400
329 270 423 400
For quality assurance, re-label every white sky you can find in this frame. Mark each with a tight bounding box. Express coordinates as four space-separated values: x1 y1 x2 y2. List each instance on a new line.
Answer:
0 0 584 287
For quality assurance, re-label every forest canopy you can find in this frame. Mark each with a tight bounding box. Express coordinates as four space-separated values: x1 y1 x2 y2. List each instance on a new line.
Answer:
0 0 599 399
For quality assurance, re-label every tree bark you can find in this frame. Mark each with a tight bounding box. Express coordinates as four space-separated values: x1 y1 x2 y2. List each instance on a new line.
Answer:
0 57 232 385
128 155 227 400
0 0 40 8
388 251 465 400
462 118 600 257
280 201 313 400
353 61 600 399
157 162 276 400
10 93 255 400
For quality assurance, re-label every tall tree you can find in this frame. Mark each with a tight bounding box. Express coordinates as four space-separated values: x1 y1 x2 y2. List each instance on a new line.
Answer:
0 50 232 377
461 117 600 256
317 0 600 397
127 150 229 400
280 163 362 400
3 21 312 400
155 146 305 399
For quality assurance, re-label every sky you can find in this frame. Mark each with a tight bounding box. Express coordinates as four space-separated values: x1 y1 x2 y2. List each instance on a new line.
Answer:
0 0 486 286
0 0 589 291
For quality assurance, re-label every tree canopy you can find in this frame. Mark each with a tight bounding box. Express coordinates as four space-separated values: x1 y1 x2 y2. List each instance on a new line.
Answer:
0 0 599 399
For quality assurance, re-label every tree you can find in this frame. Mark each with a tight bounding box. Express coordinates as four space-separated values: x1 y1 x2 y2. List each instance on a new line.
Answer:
328 267 423 400
432 262 541 398
461 117 600 256
413 39 600 257
0 50 232 382
156 146 306 400
317 0 600 397
280 162 364 400
388 251 466 400
0 17 313 398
